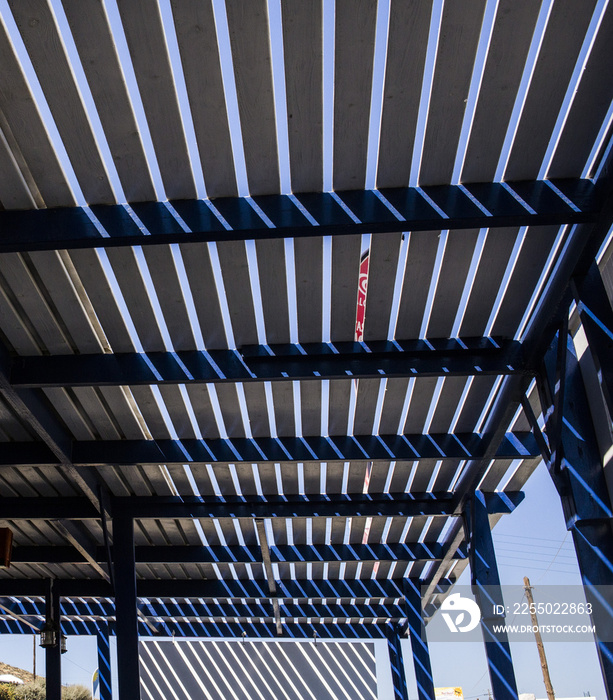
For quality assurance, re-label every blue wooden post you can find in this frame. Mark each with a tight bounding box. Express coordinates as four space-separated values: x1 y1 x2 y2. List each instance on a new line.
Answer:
113 515 141 699
404 579 435 700
97 622 113 700
572 261 613 420
467 492 519 700
539 328 613 694
45 579 61 700
385 623 409 700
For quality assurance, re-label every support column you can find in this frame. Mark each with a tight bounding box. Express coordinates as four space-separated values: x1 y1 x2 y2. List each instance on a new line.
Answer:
385 624 409 700
113 515 141 699
404 579 435 700
45 579 61 700
467 491 519 700
572 261 613 420
97 623 112 700
539 328 613 696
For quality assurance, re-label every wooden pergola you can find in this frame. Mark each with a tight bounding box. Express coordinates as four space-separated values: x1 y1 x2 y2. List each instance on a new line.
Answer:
0 1 612 698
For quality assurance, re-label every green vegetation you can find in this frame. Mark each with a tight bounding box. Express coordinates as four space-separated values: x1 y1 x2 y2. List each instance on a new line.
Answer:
0 680 91 700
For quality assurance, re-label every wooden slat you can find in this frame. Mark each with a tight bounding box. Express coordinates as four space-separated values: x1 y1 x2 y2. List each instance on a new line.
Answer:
184 385 220 440
255 463 277 496
0 271 41 354
116 0 196 199
333 0 377 190
0 121 37 209
452 375 497 433
104 248 165 351
457 227 518 337
492 225 559 337
364 233 403 341
300 380 321 437
270 381 295 438
295 237 323 343
158 385 196 439
129 386 173 439
98 387 149 440
28 251 104 354
394 231 439 339
402 377 438 433
93 465 132 497
170 0 238 197
429 377 472 433
142 246 197 351
0 15 74 207
378 378 410 436
331 234 361 341
327 379 351 436
71 387 122 440
426 229 480 338
419 0 487 185
278 462 299 496
216 241 258 346
215 383 246 439
345 463 368 495
61 0 155 201
225 0 280 195
41 388 95 441
353 378 381 435
139 465 175 497
68 250 136 353
432 461 461 493
256 239 290 343
281 0 323 192
242 382 270 438
180 243 227 350
386 464 414 493
461 0 542 182
233 463 257 496
9 0 115 204
548 5 613 178
505 457 540 491
0 254 72 354
504 0 598 180
376 0 432 188
116 464 154 497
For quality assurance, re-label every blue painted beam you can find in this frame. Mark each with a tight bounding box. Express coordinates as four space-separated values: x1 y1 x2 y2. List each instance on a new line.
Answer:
0 491 523 521
12 541 469 565
404 579 435 700
385 624 409 700
0 577 457 602
10 338 529 387
572 261 613 421
468 492 519 700
0 616 402 640
70 432 538 466
539 331 613 693
0 433 539 467
113 516 141 699
96 623 112 700
45 580 62 700
1 598 409 622
0 179 597 254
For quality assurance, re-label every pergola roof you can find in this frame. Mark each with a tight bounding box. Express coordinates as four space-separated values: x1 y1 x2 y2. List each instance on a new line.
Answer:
0 0 611 638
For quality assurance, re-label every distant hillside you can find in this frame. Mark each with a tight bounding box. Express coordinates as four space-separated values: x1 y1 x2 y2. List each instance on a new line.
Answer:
0 661 35 684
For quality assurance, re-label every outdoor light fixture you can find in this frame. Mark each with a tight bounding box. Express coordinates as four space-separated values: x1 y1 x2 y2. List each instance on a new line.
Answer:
60 634 67 654
39 622 57 649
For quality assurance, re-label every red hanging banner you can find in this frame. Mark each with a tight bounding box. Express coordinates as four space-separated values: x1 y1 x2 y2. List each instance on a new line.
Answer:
355 252 370 341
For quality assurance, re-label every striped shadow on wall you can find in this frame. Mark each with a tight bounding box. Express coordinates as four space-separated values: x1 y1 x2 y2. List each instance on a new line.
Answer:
139 639 377 699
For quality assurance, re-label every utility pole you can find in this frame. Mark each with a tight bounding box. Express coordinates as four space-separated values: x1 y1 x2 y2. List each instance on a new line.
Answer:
524 576 555 700
32 634 36 680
